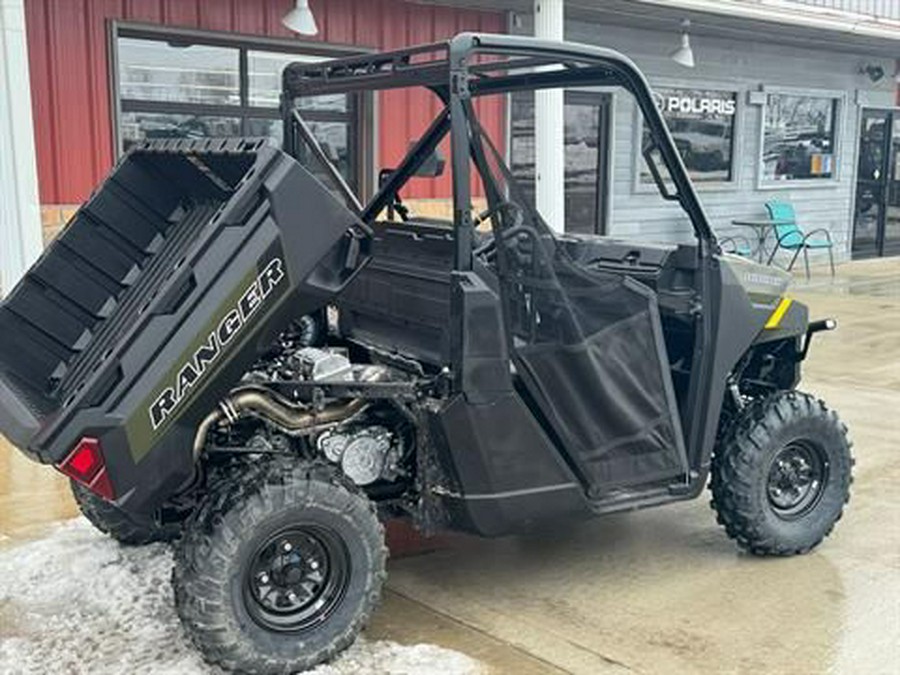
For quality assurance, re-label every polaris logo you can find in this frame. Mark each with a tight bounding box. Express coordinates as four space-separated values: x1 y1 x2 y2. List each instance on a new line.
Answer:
652 91 736 116
148 258 285 431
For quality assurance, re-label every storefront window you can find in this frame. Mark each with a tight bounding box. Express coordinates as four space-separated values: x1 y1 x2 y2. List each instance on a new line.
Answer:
244 118 284 146
641 87 737 184
762 93 838 182
118 38 239 105
114 29 364 191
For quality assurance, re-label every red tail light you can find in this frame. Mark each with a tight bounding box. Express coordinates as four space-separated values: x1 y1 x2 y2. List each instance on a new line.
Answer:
56 437 116 501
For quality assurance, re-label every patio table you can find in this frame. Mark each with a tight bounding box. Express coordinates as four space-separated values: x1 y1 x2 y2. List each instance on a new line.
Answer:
731 219 794 263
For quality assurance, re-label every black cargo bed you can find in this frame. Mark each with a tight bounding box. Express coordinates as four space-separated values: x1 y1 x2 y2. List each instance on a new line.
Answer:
0 137 368 508
1 140 262 436
57 200 219 403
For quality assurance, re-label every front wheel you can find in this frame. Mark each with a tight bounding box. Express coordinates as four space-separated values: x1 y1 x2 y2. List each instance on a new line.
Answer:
710 390 853 556
173 459 387 674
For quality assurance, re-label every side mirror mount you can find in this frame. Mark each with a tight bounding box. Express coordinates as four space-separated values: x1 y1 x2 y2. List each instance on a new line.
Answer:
413 147 445 178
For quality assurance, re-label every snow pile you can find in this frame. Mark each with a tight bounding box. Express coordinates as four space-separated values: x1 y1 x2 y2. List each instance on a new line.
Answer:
0 519 481 675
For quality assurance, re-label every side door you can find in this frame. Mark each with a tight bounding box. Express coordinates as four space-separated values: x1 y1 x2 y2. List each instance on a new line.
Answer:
473 106 689 496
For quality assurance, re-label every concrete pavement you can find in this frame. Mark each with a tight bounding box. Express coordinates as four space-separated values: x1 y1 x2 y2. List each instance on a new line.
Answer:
1 258 898 674
381 258 900 674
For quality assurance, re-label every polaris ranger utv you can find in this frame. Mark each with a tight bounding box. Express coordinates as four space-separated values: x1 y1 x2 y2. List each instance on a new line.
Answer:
0 33 852 673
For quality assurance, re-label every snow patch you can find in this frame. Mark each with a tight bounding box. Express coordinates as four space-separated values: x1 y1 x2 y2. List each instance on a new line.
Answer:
0 519 481 675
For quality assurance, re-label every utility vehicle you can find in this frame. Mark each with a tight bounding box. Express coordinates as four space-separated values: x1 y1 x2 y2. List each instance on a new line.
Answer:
0 34 852 674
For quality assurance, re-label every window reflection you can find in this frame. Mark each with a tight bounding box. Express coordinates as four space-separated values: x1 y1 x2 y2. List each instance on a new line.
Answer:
120 112 241 149
247 51 348 112
115 32 362 193
293 121 356 207
643 88 736 184
118 38 239 105
763 94 838 181
245 118 284 145
511 90 610 235
297 121 351 182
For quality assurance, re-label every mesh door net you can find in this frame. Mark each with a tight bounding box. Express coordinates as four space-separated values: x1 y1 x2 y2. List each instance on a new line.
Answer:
473 117 687 492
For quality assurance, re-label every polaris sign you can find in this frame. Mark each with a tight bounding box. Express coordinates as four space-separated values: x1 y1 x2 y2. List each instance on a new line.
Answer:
653 91 736 116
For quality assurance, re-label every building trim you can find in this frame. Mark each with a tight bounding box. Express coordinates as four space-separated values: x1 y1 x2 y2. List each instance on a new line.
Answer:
626 0 900 41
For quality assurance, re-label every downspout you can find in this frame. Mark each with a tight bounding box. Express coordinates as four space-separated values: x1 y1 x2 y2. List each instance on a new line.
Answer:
534 0 566 233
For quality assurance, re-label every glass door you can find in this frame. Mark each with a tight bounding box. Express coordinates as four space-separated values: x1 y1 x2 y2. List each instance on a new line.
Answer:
563 92 611 235
510 90 612 235
852 108 900 258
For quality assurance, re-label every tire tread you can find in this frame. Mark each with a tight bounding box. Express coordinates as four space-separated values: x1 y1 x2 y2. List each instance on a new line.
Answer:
710 390 853 556
173 457 387 674
71 480 180 546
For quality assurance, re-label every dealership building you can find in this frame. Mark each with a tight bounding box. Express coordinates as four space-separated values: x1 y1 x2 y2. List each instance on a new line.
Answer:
3 0 900 294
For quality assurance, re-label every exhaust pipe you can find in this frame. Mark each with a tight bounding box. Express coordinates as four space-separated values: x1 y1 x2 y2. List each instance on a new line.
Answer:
193 365 389 459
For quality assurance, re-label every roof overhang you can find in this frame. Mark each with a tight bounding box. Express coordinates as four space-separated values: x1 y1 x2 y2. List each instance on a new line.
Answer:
420 0 900 57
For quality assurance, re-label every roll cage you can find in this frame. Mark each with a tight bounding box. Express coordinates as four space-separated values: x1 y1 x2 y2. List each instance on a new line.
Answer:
281 32 717 256
282 34 723 478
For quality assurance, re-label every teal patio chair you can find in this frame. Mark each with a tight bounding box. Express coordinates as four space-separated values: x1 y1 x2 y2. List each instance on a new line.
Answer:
765 200 835 279
719 234 753 257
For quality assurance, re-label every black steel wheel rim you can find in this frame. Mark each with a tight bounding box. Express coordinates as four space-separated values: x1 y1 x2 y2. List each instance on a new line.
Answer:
766 440 829 520
243 524 350 633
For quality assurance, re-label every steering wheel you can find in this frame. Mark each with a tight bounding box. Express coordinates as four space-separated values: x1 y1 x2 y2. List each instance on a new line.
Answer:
472 201 526 262
473 200 525 229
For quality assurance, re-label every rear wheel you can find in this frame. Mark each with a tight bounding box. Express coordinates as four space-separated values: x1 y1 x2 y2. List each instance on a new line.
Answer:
173 459 386 674
70 480 182 545
710 390 853 556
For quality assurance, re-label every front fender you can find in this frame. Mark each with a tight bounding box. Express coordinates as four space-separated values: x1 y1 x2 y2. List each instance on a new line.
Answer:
752 297 809 345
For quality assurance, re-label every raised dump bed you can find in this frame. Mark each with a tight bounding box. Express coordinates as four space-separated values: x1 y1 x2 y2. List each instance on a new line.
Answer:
0 137 367 510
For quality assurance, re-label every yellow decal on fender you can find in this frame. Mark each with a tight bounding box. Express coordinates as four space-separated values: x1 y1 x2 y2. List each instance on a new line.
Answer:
765 297 793 329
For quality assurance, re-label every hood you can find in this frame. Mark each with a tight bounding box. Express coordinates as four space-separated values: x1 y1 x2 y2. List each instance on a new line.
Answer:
720 253 791 308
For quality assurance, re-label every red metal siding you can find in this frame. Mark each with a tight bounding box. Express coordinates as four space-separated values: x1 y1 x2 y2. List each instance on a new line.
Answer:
23 0 506 204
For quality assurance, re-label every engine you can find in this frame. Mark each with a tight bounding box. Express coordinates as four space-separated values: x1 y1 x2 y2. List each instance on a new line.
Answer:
206 320 411 488
316 425 403 486
246 319 354 383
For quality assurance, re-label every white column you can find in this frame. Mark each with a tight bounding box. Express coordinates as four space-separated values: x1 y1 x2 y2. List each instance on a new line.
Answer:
0 0 42 296
534 0 565 232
